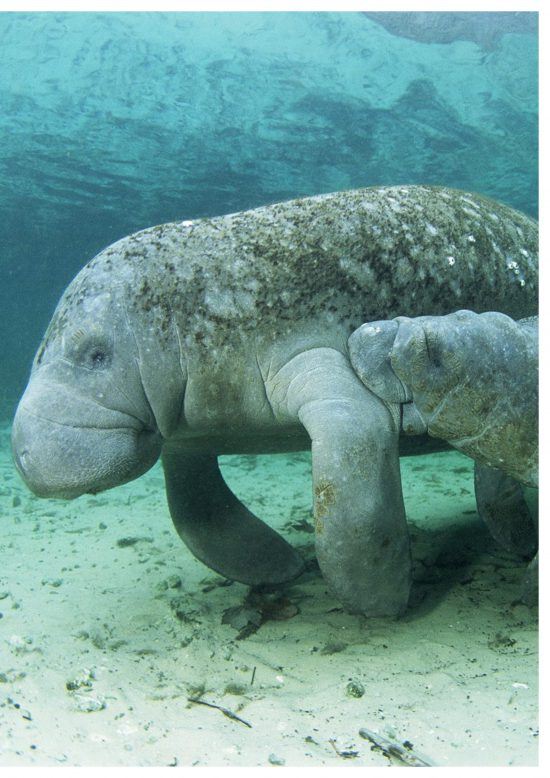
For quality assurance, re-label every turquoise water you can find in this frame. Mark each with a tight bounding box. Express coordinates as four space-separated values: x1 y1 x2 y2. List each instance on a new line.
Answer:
0 12 539 767
0 11 538 415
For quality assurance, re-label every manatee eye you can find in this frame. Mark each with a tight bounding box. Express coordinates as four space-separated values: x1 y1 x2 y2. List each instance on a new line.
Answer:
429 348 442 369
424 334 443 369
89 347 109 369
69 331 113 370
82 341 112 370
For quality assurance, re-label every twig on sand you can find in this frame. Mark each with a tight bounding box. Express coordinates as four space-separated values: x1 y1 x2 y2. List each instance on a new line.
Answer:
359 726 436 766
187 696 252 728
329 738 359 759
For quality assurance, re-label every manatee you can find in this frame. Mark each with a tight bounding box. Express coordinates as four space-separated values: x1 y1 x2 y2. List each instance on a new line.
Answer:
11 186 538 617
348 310 538 601
348 310 538 485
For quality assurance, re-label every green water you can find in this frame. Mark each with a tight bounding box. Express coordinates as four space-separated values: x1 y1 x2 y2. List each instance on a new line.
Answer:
0 11 538 415
0 12 538 767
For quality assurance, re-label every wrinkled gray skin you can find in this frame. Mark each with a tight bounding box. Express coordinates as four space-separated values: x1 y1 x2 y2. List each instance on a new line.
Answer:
348 310 538 603
12 186 538 617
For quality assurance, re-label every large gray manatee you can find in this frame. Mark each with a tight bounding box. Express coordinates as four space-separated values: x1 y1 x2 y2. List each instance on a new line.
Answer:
11 186 538 617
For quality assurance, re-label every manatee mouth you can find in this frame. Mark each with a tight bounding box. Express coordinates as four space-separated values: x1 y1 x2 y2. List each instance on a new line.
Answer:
11 407 162 499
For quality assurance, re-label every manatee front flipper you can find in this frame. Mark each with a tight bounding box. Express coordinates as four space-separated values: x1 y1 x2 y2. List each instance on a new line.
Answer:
162 447 305 585
269 348 410 617
474 463 537 560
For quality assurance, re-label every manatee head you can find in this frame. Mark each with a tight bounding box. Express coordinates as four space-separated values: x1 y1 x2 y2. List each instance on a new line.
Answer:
386 310 496 436
348 310 498 438
11 246 183 499
387 310 539 446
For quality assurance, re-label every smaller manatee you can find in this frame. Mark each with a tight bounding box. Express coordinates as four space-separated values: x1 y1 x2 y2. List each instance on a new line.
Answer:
348 310 538 604
349 310 538 487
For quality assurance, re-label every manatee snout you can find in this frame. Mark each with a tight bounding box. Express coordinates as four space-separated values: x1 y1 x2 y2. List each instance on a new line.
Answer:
348 318 431 435
12 381 162 499
348 313 476 436
347 319 411 403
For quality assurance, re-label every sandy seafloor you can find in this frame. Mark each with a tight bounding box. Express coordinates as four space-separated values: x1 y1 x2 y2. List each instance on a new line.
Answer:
0 422 538 767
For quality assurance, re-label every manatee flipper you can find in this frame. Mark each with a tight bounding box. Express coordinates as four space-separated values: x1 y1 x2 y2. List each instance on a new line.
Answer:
308 398 410 617
474 463 537 560
271 348 411 617
162 447 305 585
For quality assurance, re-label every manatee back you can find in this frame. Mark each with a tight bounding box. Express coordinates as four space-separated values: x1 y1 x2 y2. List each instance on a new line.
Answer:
126 185 538 343
43 185 537 358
